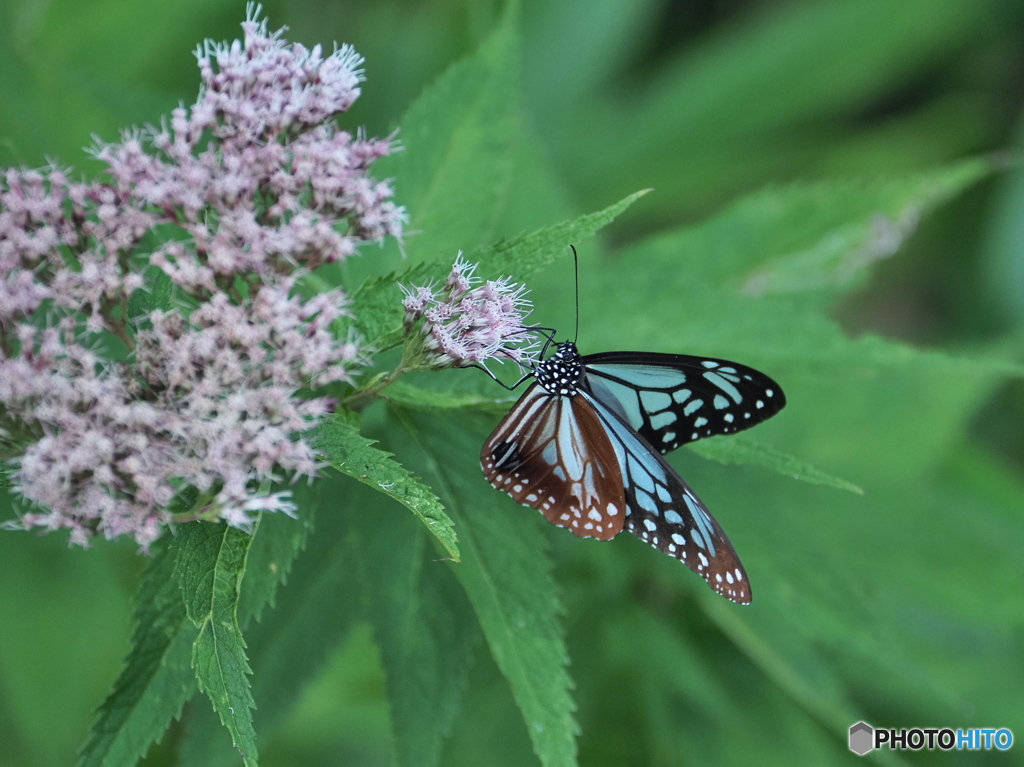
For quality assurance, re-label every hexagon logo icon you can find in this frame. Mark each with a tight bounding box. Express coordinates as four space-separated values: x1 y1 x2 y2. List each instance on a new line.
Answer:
849 721 874 755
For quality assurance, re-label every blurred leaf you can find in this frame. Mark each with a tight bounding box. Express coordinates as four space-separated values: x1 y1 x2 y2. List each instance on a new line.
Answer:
561 0 993 218
586 605 859 767
693 445 1024 751
173 522 258 766
377 3 519 262
688 434 864 495
982 122 1024 325
572 167 1021 487
522 0 660 112
492 120 576 238
316 411 459 560
622 158 993 297
77 542 197 767
349 482 481 767
390 407 579 767
0 0 238 167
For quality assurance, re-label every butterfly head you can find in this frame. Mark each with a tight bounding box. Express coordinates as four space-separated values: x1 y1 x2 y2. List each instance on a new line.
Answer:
535 341 584 396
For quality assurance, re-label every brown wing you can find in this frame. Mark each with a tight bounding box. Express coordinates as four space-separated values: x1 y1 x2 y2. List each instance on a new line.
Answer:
481 385 627 540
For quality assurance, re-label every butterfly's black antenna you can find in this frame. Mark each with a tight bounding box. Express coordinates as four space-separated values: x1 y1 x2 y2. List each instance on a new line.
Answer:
570 244 580 343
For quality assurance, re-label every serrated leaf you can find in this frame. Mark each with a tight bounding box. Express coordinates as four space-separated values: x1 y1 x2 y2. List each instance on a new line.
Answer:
315 411 459 560
348 481 480 767
176 481 360 765
389 406 579 767
236 496 313 627
77 541 198 767
469 188 651 281
349 190 649 353
377 4 519 261
173 522 258 767
347 262 435 353
92 502 309 767
127 266 174 322
687 434 864 495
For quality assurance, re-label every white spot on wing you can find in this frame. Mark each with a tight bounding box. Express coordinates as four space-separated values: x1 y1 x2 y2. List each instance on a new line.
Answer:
703 371 744 404
672 388 692 404
650 410 676 429
641 391 673 412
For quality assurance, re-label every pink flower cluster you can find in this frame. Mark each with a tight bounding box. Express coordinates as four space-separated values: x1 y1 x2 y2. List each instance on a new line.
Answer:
401 255 538 369
0 10 400 548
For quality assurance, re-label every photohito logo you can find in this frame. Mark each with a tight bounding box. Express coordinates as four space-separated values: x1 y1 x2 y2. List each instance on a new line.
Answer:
849 722 1013 755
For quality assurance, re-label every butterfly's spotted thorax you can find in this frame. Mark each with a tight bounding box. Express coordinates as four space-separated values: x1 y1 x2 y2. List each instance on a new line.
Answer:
534 342 584 395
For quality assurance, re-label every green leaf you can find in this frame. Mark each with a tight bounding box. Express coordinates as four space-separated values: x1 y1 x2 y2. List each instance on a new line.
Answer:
982 137 1024 323
349 189 649 353
390 406 579 767
173 522 258 767
315 411 460 560
385 379 516 411
625 157 993 296
127 266 174 322
348 481 480 767
77 541 198 767
523 0 661 112
236 496 313 627
378 3 519 261
470 189 651 281
687 435 864 495
564 0 993 218
347 263 435 353
176 481 364 765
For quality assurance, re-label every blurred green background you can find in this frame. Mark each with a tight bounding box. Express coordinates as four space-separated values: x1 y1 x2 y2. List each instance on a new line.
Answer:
1 0 1023 765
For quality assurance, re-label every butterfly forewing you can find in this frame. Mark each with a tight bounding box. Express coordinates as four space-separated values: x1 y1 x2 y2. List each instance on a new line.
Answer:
585 391 752 603
583 352 785 454
481 385 627 540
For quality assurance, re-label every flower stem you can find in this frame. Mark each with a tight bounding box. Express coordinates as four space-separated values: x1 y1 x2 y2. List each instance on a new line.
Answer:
341 366 410 408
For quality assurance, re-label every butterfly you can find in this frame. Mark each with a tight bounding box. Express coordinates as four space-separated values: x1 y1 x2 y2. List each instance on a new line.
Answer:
481 340 785 603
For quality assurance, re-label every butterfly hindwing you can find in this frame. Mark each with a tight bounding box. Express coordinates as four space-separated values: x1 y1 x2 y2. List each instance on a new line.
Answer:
583 352 785 453
585 391 751 603
481 384 627 540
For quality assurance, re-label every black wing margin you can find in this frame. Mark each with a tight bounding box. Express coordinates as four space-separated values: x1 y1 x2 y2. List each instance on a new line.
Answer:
582 351 785 454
